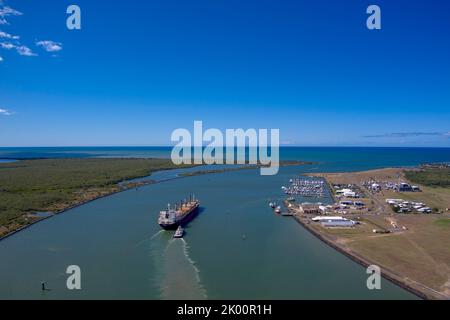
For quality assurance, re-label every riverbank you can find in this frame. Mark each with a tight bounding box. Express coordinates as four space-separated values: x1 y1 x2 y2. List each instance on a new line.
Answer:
0 180 154 242
1 156 420 300
0 158 196 239
290 211 431 299
0 158 315 240
180 160 314 177
288 167 450 299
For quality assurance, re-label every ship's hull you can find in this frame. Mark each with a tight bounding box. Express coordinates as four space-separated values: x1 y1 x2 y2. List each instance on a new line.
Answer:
159 205 199 230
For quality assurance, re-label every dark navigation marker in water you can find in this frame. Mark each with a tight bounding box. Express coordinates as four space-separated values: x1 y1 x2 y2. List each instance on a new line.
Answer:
0 148 443 299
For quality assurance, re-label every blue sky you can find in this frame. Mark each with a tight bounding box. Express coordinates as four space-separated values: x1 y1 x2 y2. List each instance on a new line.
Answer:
0 0 449 147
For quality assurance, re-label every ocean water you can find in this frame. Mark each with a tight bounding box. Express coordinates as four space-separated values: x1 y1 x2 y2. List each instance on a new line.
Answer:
0 147 173 160
0 147 449 299
0 160 17 163
1 146 450 167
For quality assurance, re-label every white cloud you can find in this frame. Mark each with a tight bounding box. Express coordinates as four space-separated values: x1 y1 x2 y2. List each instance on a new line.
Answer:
0 4 22 27
0 5 25 58
0 108 12 115
36 40 63 52
0 6 22 18
0 41 14 49
0 30 19 39
0 55 3 62
0 5 60 60
16 45 36 56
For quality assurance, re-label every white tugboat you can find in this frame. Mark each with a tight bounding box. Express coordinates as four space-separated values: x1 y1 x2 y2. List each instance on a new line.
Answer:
173 226 184 238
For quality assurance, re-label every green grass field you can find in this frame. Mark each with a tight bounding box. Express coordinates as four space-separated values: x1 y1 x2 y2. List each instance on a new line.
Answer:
332 214 450 298
434 218 450 227
0 158 191 237
405 168 450 188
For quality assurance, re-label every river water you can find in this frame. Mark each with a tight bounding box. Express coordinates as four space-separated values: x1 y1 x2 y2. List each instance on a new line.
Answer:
1 147 450 299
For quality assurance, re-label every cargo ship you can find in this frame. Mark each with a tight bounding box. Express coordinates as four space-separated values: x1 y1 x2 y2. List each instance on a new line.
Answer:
158 195 199 230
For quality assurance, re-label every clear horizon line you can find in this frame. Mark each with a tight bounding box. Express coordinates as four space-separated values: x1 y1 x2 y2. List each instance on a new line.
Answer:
1 145 450 149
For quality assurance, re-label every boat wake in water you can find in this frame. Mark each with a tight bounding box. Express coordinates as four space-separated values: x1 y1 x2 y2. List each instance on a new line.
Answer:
151 230 165 240
133 230 165 248
159 237 207 299
180 238 205 292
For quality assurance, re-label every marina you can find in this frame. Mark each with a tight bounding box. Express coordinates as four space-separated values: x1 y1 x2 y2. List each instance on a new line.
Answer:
1 0 449 304
282 178 326 198
1 147 445 300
